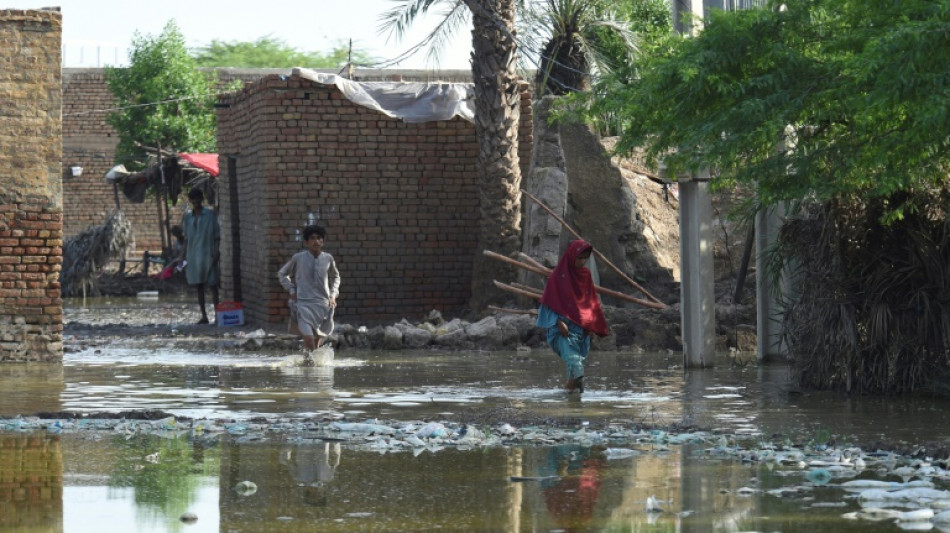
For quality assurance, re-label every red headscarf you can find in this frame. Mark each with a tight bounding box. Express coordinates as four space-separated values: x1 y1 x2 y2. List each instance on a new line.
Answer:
540 240 608 336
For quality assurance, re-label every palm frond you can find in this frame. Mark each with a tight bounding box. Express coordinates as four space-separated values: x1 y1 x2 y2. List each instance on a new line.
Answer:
378 0 448 42
424 2 471 66
376 0 468 68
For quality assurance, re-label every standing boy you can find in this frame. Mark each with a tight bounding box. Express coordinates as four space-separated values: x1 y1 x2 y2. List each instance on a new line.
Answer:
278 225 340 357
182 188 219 324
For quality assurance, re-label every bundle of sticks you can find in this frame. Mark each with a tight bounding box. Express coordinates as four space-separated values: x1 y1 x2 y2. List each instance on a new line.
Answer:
486 190 668 315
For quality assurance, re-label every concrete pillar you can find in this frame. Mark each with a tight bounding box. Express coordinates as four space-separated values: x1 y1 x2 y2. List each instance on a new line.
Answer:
755 204 788 361
673 0 706 34
679 170 716 368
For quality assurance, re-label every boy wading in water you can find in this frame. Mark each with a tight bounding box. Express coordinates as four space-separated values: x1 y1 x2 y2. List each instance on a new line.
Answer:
536 240 608 393
278 225 340 364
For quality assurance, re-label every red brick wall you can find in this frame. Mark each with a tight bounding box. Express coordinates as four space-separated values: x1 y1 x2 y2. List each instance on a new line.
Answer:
0 9 63 362
217 74 533 325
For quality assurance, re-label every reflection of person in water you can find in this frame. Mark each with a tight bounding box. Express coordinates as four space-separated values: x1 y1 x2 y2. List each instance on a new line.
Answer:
541 445 606 532
280 441 342 506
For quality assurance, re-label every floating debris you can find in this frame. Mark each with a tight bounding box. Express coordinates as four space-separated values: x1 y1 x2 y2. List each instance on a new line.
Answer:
235 480 258 496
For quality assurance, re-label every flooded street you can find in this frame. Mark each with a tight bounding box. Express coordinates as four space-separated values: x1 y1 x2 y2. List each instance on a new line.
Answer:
2 297 950 531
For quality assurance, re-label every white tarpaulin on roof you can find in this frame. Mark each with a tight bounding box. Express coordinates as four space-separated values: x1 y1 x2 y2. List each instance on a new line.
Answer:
293 67 475 123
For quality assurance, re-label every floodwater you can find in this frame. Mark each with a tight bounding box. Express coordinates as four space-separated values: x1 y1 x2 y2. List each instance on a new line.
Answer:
2 297 950 532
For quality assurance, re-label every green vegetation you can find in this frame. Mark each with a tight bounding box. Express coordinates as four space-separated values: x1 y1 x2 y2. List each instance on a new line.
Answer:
560 0 950 393
193 36 374 68
569 0 950 220
105 21 217 170
519 0 671 97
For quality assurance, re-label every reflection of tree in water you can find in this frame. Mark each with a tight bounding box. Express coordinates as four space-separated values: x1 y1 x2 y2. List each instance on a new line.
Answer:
109 434 220 531
540 445 607 533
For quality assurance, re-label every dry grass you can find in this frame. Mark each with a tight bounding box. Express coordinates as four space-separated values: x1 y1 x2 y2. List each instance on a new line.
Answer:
774 193 950 393
61 210 133 297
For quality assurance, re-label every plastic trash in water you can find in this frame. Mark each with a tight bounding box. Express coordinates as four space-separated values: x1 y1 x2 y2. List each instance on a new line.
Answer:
235 481 257 496
806 467 833 485
605 448 639 460
416 421 447 439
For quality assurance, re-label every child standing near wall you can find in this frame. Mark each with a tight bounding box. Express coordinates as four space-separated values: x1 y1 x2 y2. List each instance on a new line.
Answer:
278 225 341 362
536 240 608 393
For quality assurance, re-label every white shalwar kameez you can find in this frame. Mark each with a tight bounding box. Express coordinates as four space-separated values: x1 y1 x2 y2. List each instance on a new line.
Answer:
277 251 340 338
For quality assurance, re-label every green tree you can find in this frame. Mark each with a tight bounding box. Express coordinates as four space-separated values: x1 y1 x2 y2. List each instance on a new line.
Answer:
106 21 217 170
519 0 666 96
574 0 950 219
567 0 950 393
193 36 374 68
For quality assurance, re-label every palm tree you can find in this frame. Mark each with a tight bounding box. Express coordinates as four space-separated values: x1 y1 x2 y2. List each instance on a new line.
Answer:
519 0 640 96
380 0 524 313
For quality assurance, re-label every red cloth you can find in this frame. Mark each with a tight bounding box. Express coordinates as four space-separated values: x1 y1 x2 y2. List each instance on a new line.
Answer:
178 153 219 176
540 240 608 336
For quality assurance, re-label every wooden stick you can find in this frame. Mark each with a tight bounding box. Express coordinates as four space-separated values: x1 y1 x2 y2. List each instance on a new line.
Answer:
521 188 666 306
511 282 543 295
488 306 538 316
494 280 542 301
484 250 549 277
517 252 550 274
484 249 668 310
594 285 667 310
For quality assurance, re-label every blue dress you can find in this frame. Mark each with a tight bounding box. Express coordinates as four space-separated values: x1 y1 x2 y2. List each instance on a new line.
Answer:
537 303 590 380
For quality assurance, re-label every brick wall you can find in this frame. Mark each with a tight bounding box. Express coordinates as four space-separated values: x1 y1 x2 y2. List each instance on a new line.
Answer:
217 74 533 325
0 9 63 362
0 435 63 529
61 68 477 257
61 69 164 255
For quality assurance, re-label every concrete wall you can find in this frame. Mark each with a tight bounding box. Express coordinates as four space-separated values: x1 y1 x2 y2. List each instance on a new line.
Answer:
0 9 63 362
217 74 533 325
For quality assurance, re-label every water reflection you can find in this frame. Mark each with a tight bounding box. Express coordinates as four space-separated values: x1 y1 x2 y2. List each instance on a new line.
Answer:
5 431 924 532
280 441 341 505
539 445 607 532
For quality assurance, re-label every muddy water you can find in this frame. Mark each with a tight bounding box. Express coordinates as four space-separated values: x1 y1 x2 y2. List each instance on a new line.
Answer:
4 430 943 533
2 297 950 531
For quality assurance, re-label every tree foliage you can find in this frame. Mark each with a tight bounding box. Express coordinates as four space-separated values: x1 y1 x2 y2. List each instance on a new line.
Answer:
105 21 216 170
572 0 950 220
519 0 657 96
193 36 374 68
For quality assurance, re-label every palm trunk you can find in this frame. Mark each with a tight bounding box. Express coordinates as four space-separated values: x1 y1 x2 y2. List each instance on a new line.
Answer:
464 0 523 313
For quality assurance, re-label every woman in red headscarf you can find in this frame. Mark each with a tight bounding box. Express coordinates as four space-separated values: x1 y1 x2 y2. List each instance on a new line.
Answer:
537 240 608 393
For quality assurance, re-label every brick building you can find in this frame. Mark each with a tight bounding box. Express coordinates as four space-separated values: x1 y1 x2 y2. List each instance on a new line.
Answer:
0 9 63 362
216 72 532 325
61 68 476 257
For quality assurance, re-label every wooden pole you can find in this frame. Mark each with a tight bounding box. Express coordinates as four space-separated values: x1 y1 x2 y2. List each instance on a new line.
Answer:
511 282 543 297
494 280 542 300
521 188 665 306
488 305 538 316
484 250 668 310
517 252 548 273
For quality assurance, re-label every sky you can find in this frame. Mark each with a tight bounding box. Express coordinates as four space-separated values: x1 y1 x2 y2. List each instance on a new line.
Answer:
8 0 474 70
